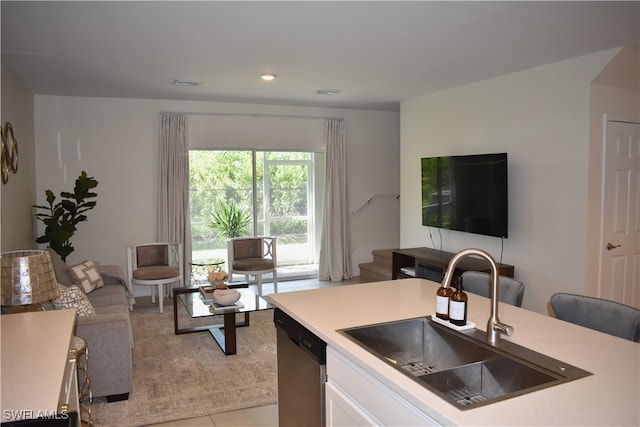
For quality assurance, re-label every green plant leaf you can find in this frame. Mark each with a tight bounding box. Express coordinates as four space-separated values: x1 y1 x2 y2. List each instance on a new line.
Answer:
33 171 98 261
45 189 56 205
207 200 251 241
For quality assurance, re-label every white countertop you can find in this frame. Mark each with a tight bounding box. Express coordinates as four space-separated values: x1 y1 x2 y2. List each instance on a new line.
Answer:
269 279 640 426
1 309 76 420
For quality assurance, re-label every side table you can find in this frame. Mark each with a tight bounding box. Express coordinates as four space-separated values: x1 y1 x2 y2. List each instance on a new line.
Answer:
70 336 93 427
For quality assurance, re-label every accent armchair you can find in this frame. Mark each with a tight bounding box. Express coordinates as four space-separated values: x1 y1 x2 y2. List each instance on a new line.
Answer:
228 236 277 295
127 242 183 313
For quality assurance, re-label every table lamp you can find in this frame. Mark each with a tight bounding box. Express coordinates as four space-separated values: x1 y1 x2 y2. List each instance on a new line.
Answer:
0 250 59 312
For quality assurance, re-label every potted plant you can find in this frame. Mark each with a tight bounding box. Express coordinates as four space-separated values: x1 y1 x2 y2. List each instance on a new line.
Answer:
207 200 251 241
33 171 98 261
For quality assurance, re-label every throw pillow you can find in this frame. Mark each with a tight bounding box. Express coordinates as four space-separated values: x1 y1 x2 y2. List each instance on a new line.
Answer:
52 284 96 316
68 260 104 293
46 247 74 286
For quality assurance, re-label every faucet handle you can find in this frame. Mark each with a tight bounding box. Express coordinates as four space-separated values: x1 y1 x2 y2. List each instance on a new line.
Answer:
494 321 514 337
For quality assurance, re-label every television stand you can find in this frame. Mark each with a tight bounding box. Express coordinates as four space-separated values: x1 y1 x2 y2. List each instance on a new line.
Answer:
392 247 514 281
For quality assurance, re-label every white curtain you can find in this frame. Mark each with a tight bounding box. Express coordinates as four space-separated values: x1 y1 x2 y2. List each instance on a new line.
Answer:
158 113 191 275
319 119 352 281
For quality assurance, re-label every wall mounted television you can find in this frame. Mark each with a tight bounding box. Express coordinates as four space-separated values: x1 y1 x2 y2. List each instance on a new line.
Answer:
421 153 508 238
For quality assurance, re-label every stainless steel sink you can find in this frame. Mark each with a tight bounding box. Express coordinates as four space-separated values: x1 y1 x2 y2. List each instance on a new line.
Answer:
339 317 591 410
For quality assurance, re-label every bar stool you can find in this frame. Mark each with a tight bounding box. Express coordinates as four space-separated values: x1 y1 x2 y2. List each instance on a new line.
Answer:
70 336 93 426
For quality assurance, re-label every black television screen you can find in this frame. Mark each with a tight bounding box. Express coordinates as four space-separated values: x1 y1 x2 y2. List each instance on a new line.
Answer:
421 153 508 238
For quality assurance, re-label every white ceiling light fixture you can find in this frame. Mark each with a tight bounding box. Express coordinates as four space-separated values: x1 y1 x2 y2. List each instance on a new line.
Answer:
315 89 342 96
173 79 202 87
260 74 277 81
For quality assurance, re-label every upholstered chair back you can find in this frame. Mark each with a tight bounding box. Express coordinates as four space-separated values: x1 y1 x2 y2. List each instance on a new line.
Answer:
460 270 525 307
136 245 169 267
550 293 640 342
232 239 263 260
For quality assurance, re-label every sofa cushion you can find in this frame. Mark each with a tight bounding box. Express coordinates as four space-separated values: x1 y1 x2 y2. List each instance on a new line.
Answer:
93 303 128 315
46 248 74 286
52 284 96 316
69 260 104 293
132 265 180 281
86 284 129 308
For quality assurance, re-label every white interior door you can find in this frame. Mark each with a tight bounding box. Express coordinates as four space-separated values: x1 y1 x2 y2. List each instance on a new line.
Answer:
600 120 640 308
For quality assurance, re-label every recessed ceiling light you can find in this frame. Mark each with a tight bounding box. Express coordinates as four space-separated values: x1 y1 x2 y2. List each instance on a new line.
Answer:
315 89 342 96
260 74 277 81
173 79 202 87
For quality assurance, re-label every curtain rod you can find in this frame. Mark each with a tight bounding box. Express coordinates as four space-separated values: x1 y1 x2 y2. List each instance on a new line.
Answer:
160 111 344 121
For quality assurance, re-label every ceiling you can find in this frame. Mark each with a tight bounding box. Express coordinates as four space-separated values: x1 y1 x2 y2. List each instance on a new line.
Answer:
2 1 639 112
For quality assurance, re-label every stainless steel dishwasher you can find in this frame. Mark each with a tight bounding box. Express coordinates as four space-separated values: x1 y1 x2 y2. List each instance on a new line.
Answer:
274 308 327 427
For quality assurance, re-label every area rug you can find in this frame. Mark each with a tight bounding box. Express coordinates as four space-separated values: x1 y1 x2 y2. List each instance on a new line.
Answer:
91 297 277 426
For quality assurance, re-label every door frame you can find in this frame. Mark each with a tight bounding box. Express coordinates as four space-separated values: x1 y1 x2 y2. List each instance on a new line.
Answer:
596 114 639 305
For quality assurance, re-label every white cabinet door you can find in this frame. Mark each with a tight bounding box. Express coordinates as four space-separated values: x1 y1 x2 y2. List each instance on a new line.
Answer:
600 119 640 307
326 381 379 427
326 347 442 426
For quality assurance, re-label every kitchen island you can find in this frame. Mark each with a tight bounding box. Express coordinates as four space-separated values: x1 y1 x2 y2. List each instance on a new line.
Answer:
269 278 639 426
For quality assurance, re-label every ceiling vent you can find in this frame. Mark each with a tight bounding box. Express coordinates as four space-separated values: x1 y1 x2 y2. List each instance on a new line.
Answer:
315 89 342 96
173 79 202 87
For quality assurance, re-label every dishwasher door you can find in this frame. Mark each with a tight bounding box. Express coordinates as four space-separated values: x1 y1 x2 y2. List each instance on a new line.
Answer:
274 308 327 427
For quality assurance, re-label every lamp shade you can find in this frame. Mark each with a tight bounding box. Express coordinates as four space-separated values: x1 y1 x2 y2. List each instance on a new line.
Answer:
0 250 59 306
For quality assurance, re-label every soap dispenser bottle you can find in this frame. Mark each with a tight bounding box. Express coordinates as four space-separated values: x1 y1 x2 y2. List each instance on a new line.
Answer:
449 276 468 326
435 280 454 320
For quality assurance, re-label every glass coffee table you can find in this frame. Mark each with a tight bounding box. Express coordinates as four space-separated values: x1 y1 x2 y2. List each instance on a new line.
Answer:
173 283 272 355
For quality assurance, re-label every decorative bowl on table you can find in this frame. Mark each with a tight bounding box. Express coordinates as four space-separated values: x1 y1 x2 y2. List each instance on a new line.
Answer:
212 289 241 306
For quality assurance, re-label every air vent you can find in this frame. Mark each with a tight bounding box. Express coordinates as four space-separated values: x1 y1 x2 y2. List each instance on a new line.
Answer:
315 89 342 96
173 79 202 87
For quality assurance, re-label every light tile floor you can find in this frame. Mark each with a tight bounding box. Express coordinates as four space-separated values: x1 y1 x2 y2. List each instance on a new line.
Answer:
145 404 278 427
144 276 368 427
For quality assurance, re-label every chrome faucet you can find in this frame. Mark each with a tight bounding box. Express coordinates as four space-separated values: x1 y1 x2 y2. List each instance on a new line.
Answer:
441 248 514 345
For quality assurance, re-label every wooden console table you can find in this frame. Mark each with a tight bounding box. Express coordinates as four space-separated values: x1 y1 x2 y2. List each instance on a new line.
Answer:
392 247 514 280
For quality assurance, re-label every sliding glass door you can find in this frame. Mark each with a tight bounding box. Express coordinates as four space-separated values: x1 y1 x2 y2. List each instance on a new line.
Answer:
258 152 315 266
189 150 321 277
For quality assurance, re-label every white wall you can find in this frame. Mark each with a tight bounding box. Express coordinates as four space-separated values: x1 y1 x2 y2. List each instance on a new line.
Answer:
34 97 400 274
1 61 36 251
400 49 620 314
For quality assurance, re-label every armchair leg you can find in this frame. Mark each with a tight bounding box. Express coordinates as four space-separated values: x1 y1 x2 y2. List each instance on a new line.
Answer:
158 284 164 314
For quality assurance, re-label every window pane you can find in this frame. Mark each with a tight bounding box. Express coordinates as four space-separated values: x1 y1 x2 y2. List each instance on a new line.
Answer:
190 148 321 277
189 150 253 257
266 152 311 161
269 164 308 217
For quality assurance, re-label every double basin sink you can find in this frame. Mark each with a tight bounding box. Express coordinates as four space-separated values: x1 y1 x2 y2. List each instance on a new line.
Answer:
339 316 591 410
